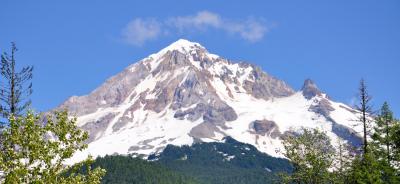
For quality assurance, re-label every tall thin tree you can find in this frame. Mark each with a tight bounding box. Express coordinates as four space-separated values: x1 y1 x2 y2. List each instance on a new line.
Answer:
0 42 33 124
356 79 372 154
372 103 400 183
393 120 400 167
372 102 394 165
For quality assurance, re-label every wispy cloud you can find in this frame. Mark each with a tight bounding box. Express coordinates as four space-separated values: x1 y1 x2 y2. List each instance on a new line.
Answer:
121 18 161 46
224 18 268 42
121 11 270 46
167 11 222 31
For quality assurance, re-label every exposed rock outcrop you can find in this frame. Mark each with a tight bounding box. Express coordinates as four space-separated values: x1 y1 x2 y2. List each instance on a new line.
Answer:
59 62 150 116
309 98 335 117
302 79 322 100
251 120 281 138
243 66 294 100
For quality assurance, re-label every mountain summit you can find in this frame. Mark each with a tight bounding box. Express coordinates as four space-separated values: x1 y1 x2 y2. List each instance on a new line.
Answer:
156 39 207 54
58 39 362 163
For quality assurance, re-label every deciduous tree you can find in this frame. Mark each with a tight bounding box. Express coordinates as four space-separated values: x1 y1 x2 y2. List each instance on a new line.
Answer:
281 128 335 184
0 111 105 183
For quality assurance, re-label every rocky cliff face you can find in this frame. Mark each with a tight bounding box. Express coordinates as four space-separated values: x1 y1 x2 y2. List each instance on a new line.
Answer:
58 39 363 163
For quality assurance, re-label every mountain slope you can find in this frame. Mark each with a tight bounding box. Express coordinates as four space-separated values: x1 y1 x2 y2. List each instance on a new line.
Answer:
58 39 362 163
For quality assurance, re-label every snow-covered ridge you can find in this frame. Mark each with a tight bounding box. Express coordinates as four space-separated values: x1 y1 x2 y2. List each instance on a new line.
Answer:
146 39 219 64
160 39 204 54
59 39 362 164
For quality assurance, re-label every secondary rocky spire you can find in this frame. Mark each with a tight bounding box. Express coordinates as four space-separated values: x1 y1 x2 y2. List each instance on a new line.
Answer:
301 79 322 99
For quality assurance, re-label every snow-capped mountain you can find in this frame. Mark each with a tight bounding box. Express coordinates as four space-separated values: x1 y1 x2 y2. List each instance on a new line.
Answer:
58 39 363 163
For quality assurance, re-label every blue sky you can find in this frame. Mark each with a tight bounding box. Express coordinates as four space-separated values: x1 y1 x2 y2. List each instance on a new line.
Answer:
1 0 399 116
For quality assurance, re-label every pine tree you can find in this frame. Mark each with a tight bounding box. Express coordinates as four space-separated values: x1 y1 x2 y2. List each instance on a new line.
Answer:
392 120 400 168
345 79 381 184
372 102 395 164
347 152 384 184
0 42 33 123
370 103 400 183
355 79 372 155
348 81 400 183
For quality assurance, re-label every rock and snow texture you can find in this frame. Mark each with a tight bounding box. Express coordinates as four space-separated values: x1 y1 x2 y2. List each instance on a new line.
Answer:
58 39 363 163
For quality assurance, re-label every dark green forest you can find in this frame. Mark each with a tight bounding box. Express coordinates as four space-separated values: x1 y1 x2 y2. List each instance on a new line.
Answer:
90 156 198 184
89 137 292 184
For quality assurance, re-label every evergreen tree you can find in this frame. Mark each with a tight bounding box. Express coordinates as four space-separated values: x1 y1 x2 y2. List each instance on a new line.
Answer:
0 111 105 183
281 128 335 184
371 102 400 183
89 155 199 184
0 42 33 123
392 120 400 162
348 81 400 183
372 102 395 165
355 79 373 155
347 152 384 184
392 119 400 169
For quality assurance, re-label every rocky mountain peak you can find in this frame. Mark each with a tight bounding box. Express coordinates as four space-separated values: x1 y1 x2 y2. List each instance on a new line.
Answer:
301 79 322 99
58 40 362 164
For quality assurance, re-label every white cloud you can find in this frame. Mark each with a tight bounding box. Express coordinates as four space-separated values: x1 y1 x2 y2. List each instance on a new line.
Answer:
121 11 270 46
167 11 222 31
121 18 161 46
226 19 269 42
168 11 268 42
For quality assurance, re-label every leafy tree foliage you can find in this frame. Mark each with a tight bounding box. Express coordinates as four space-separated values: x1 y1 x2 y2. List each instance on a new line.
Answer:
0 111 105 183
331 139 356 184
280 128 336 184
